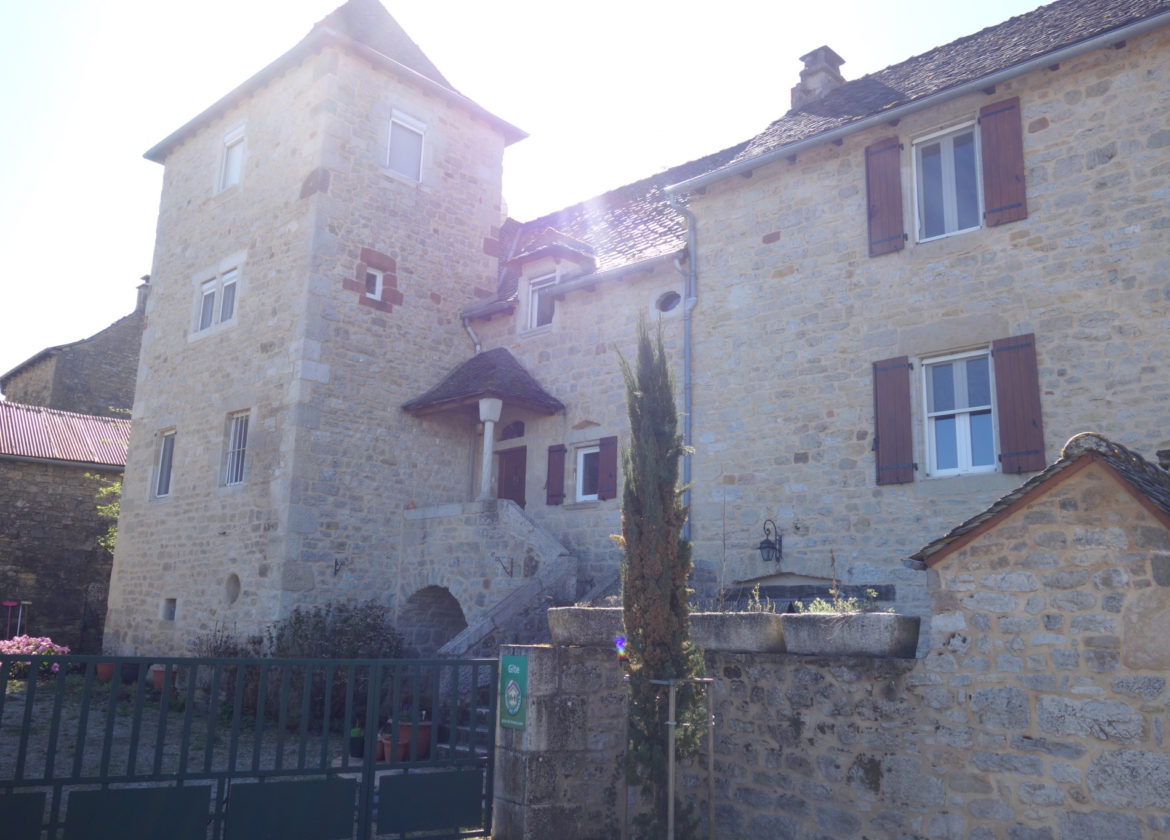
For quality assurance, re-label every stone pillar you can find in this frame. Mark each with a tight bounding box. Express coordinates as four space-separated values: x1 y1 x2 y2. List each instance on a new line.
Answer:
493 643 627 840
477 397 502 501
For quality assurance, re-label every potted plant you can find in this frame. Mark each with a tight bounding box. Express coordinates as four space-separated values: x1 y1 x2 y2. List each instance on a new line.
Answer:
392 703 432 761
349 723 364 759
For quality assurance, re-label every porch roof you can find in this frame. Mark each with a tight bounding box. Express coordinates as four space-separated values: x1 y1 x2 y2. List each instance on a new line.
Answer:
402 347 564 417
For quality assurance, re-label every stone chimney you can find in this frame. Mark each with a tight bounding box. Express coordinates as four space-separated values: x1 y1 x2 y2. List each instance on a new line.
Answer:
136 275 151 312
791 46 846 109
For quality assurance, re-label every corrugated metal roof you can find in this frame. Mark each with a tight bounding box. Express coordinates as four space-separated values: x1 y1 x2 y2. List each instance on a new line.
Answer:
0 402 130 467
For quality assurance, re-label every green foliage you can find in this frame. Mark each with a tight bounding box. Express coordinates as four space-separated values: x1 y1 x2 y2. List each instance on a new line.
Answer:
618 320 704 838
86 474 121 556
794 587 881 613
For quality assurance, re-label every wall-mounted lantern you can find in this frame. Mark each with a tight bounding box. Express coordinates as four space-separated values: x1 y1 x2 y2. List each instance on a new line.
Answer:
757 519 782 564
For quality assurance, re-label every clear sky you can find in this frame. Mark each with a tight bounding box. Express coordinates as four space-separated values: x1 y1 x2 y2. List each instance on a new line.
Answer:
0 0 1046 382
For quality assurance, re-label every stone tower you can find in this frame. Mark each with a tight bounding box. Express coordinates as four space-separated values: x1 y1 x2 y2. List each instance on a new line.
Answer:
104 0 523 653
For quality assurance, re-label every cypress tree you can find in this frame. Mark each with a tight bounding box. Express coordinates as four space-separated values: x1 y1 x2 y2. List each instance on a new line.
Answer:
618 319 704 838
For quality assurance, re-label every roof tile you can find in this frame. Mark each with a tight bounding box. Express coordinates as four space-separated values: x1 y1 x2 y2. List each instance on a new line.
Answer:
0 402 130 467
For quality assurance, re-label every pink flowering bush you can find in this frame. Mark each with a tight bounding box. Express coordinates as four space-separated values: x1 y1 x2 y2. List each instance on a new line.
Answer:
1 634 70 679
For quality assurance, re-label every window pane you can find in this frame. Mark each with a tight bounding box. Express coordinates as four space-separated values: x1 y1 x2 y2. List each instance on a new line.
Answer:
156 434 175 497
220 280 236 322
580 451 599 496
953 131 980 230
970 410 995 466
933 415 958 470
919 142 945 239
535 289 555 327
389 123 422 179
365 271 380 298
966 356 990 407
226 414 249 485
222 139 243 190
199 288 215 330
928 363 955 413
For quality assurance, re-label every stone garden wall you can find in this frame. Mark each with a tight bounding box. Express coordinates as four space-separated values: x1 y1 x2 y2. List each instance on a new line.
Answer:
495 457 1170 839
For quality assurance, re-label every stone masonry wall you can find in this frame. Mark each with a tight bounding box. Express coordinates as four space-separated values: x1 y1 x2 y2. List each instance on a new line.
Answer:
2 309 143 418
680 29 1170 602
499 462 1170 838
473 257 687 595
0 460 118 652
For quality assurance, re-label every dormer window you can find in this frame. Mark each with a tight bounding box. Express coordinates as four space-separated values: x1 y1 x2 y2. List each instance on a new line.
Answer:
388 111 424 181
219 125 245 192
528 275 556 330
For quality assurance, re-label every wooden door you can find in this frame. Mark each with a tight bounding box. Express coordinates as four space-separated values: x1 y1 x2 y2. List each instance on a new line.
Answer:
497 446 526 508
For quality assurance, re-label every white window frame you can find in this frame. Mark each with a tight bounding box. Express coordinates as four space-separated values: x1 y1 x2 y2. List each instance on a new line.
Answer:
528 274 556 330
223 411 250 486
154 430 176 498
193 257 244 335
576 445 600 502
219 124 246 192
365 268 384 300
912 121 983 243
387 110 425 181
921 348 999 477
198 280 217 331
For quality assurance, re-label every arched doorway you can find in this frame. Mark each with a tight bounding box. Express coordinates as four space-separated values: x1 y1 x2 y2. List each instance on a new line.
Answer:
397 585 468 657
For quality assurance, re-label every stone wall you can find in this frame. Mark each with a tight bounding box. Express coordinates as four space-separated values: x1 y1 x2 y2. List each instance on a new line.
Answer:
498 461 1170 838
0 459 118 652
1 309 142 418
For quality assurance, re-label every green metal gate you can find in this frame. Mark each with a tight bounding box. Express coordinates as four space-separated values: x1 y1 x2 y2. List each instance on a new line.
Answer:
0 654 497 839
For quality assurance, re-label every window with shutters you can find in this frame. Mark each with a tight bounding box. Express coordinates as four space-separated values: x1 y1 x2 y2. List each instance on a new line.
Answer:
873 333 1045 484
576 445 600 502
913 123 982 241
922 348 996 475
866 97 1027 255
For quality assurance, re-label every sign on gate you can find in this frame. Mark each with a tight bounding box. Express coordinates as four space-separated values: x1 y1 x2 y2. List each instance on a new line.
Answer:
499 655 527 730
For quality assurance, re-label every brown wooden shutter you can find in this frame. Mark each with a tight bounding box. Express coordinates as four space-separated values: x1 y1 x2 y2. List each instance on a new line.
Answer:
865 137 906 257
597 436 618 500
979 97 1027 226
546 444 566 505
873 356 914 485
992 333 1045 473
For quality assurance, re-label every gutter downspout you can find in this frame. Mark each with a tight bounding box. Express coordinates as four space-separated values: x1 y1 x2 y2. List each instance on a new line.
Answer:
667 10 1170 195
669 195 697 542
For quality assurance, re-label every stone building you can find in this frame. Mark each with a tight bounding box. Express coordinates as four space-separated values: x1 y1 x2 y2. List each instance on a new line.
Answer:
105 0 1170 654
0 280 148 419
0 402 130 651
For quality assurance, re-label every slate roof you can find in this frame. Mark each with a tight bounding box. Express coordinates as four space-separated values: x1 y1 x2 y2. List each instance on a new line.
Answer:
314 0 452 90
493 0 1169 292
911 433 1170 566
737 0 1170 163
402 347 564 417
0 310 141 388
0 402 130 468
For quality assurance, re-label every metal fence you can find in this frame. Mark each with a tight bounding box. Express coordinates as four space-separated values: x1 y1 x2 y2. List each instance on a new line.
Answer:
0 654 497 839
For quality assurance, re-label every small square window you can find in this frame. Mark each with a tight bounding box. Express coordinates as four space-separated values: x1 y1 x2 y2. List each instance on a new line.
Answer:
914 123 982 241
220 126 245 191
388 112 424 180
224 411 250 486
576 446 600 502
155 431 176 498
365 269 384 300
528 275 556 330
923 349 997 475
